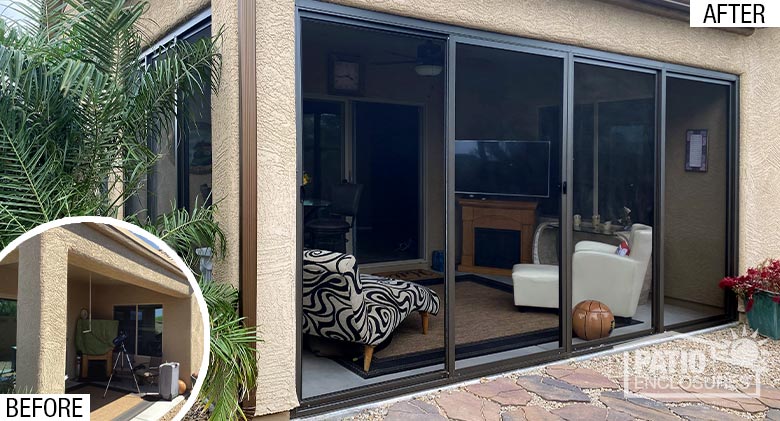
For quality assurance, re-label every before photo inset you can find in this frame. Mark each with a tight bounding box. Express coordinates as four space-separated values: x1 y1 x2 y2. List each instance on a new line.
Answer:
0 219 209 421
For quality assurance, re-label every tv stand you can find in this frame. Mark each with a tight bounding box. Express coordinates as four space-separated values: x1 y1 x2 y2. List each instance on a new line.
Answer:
458 199 537 276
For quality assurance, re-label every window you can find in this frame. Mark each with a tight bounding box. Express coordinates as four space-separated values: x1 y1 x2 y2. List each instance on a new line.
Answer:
113 305 163 357
125 18 212 220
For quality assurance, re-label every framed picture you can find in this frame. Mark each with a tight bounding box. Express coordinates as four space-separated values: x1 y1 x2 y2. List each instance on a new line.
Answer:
685 129 708 172
328 53 363 96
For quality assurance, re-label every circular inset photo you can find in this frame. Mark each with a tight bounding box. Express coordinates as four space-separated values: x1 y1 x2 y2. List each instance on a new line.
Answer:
0 217 209 421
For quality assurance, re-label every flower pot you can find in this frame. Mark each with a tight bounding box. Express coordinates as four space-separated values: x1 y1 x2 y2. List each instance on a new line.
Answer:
747 291 780 339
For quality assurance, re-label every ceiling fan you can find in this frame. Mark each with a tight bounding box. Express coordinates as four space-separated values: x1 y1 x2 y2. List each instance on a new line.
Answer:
370 40 444 76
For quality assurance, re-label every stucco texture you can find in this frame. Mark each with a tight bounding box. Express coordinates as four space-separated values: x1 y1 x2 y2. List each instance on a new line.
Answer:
254 0 300 414
246 0 779 414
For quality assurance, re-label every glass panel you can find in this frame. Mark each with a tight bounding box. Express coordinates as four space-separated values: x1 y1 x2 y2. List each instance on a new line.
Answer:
182 26 213 211
664 78 729 326
299 19 446 399
571 63 655 342
113 305 138 355
454 43 563 367
137 305 163 357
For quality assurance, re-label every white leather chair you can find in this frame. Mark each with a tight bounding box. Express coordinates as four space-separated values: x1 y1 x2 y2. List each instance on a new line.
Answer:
512 224 652 318
572 225 652 318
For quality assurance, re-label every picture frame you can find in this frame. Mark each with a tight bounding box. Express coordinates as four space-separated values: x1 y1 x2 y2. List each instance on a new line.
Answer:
328 53 363 96
685 129 708 172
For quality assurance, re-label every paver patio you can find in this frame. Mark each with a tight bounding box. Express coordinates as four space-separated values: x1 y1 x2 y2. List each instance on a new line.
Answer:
344 326 780 421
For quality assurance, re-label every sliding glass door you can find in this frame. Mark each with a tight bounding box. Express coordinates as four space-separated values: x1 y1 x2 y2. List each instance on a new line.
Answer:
663 77 731 327
570 62 657 343
451 41 565 367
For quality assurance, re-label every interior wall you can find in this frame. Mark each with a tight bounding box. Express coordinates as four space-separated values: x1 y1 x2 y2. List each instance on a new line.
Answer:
301 23 446 267
664 80 728 308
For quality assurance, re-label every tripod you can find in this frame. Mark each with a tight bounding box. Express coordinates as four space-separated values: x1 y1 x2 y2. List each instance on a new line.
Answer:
103 340 141 398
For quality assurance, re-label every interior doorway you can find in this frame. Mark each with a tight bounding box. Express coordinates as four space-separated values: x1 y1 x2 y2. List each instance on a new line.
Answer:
354 101 422 263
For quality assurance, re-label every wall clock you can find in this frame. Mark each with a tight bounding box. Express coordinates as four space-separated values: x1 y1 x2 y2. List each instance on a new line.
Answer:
328 54 363 95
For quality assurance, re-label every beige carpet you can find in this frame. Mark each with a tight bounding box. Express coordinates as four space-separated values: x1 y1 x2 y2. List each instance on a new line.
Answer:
375 280 559 359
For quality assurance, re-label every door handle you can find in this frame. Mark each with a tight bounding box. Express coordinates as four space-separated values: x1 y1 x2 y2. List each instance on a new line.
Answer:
561 181 567 195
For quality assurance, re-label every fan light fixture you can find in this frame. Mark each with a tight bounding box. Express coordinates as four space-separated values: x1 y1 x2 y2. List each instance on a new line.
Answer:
415 64 443 76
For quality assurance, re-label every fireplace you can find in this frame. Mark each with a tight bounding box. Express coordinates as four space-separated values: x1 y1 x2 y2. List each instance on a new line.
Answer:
458 199 537 276
474 228 522 270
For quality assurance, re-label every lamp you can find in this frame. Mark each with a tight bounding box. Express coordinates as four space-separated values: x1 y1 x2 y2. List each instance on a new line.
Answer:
415 64 443 76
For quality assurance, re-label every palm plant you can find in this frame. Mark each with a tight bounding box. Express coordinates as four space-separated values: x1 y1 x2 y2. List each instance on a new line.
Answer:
0 0 219 247
0 1 258 420
136 206 258 420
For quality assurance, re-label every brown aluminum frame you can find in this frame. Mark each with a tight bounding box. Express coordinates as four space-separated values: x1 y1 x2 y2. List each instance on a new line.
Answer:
238 0 258 416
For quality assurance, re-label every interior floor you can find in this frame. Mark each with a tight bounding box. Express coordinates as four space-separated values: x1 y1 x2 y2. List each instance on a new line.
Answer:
301 292 719 398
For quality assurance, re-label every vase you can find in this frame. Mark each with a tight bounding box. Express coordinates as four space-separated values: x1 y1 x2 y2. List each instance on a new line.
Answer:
747 290 780 339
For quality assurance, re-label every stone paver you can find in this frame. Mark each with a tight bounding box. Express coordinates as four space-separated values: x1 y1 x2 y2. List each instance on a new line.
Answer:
546 364 619 389
501 406 564 421
681 385 767 413
741 385 780 409
624 376 700 403
515 375 590 402
551 403 633 421
436 390 501 421
466 378 533 406
767 408 780 421
384 400 446 421
670 405 747 421
599 391 678 421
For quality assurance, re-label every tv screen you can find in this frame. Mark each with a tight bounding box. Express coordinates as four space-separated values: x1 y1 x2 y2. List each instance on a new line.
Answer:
455 140 551 198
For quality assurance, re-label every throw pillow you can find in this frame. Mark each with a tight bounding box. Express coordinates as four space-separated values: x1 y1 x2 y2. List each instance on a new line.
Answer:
616 240 631 256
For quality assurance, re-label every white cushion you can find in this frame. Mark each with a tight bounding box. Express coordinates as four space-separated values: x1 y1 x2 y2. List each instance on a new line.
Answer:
512 264 559 309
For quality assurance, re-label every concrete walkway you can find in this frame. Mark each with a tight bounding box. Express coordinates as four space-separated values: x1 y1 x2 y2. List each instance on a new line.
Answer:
335 325 780 421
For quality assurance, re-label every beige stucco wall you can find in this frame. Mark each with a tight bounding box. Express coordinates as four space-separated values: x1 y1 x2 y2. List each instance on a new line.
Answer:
140 0 780 416
255 0 300 414
247 0 780 415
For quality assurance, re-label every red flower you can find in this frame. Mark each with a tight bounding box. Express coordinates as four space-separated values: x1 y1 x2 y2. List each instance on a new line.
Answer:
720 258 780 311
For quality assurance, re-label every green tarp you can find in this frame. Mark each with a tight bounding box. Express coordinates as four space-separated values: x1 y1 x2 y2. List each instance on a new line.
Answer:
75 320 118 355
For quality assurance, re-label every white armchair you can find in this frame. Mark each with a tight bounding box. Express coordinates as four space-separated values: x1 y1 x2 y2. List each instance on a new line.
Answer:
572 224 652 318
512 224 652 319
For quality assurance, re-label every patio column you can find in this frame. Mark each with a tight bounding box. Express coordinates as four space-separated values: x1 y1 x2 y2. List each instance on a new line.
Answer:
163 295 201 388
15 232 68 393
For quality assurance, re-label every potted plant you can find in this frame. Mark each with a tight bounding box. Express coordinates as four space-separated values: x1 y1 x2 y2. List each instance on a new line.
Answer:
720 259 780 339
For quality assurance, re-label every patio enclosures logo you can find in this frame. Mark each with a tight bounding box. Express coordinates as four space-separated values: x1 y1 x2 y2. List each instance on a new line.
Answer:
690 1 779 27
622 327 767 400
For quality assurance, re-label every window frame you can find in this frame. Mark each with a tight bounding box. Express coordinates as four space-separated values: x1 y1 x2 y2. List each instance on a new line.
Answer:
126 11 213 220
113 304 164 358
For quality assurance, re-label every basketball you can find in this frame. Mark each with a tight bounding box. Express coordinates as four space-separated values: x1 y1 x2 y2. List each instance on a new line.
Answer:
572 300 615 340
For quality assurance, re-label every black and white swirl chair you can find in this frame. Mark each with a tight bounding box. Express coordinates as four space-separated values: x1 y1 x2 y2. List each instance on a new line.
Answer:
302 249 440 372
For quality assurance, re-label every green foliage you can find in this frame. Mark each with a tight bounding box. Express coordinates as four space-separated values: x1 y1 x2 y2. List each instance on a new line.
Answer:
0 0 221 248
129 200 227 274
0 2 258 420
0 300 16 317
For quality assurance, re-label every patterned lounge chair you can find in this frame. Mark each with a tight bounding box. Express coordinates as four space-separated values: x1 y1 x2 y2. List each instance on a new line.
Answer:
302 249 440 371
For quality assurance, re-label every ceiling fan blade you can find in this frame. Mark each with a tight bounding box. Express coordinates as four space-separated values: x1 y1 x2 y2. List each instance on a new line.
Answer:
369 60 417 65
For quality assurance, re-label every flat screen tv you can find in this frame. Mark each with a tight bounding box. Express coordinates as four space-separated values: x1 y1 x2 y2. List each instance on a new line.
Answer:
455 140 551 198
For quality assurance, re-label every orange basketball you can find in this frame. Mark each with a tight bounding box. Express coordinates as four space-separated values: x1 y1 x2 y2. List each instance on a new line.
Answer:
572 300 615 340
